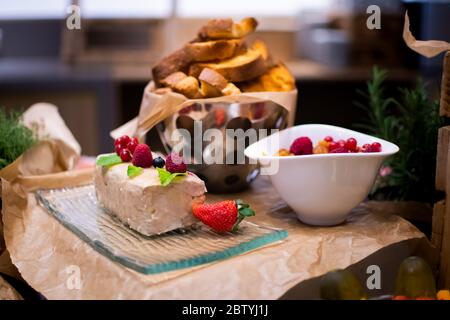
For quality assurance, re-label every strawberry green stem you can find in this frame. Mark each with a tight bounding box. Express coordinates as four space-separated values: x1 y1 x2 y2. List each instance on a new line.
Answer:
232 199 256 232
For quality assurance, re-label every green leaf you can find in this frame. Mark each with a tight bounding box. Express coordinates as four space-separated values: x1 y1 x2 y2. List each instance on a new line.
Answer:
127 165 143 178
239 207 255 217
96 154 122 167
156 167 187 186
232 200 256 232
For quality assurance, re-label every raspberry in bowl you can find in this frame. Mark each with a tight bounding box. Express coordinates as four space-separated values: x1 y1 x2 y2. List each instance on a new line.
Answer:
244 124 399 226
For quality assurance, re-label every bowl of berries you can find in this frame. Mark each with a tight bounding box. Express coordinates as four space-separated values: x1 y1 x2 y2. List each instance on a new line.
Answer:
244 124 399 226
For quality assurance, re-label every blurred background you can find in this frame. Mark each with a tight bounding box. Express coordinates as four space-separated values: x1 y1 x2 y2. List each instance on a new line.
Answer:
0 0 449 155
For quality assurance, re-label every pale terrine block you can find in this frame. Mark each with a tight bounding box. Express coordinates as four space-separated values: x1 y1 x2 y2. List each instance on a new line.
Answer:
94 158 206 236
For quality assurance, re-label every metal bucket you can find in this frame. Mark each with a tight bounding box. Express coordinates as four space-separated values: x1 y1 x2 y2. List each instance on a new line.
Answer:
157 100 289 193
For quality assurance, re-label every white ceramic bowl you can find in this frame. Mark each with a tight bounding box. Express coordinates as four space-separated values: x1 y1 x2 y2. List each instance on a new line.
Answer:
244 124 399 226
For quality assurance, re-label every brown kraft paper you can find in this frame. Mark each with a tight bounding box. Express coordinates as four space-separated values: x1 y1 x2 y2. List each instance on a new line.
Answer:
0 103 81 279
1 169 428 299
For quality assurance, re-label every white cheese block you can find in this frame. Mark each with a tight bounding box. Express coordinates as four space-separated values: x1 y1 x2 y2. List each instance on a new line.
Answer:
94 156 206 236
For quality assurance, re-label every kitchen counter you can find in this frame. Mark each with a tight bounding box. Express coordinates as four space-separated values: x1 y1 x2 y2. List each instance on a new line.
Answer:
0 57 417 82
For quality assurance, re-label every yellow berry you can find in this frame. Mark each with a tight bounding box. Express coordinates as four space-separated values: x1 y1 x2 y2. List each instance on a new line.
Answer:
314 145 328 154
318 140 330 148
276 148 292 156
437 290 450 300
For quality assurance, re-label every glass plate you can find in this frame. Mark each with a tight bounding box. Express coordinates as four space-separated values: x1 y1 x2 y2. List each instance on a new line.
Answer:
35 185 288 274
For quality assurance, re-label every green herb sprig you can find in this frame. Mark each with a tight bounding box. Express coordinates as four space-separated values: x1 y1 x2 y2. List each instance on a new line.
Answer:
0 109 36 170
354 66 443 202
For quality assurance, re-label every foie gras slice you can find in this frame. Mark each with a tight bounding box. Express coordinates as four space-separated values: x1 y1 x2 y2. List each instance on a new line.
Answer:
94 156 206 236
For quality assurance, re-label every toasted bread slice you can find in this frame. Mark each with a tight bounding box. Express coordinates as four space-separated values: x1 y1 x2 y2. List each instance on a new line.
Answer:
189 43 268 82
174 77 202 99
186 38 246 62
222 83 241 96
198 17 258 40
239 63 295 92
160 71 188 88
160 72 201 99
152 48 192 86
251 40 270 61
200 80 241 98
152 39 247 85
198 68 241 97
199 68 228 90
199 68 227 97
200 81 222 98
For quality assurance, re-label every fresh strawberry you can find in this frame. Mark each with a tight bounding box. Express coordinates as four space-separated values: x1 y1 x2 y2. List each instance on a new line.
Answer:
192 199 255 233
132 143 153 168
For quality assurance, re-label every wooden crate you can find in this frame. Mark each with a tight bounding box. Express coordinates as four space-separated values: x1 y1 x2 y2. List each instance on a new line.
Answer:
434 52 450 288
440 52 450 117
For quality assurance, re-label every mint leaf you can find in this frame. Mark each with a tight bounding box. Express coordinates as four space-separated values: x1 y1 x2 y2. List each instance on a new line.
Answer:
156 167 187 186
96 154 122 167
127 165 143 178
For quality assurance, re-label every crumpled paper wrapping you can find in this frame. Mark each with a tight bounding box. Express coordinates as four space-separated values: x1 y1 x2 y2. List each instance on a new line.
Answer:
1 168 427 299
403 12 450 58
0 102 81 279
111 81 298 140
403 11 450 118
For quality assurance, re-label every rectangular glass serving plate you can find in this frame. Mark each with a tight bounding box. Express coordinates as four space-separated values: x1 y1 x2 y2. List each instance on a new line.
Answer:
35 185 288 275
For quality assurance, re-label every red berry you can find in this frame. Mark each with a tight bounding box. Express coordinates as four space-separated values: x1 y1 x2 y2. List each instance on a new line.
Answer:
132 144 153 168
115 135 131 148
120 149 131 162
115 144 123 156
165 153 187 173
324 136 334 142
289 137 313 155
361 143 371 153
337 139 346 148
345 138 358 152
127 138 139 154
362 142 382 153
329 147 349 154
371 142 382 152
328 141 339 152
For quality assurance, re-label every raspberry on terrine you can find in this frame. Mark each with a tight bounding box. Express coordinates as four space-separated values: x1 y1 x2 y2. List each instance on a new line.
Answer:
94 155 206 236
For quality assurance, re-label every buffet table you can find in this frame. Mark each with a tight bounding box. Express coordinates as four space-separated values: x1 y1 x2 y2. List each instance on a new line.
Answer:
2 170 430 300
